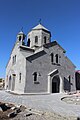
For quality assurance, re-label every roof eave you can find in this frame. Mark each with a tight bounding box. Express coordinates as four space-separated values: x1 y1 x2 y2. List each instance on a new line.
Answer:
43 41 66 53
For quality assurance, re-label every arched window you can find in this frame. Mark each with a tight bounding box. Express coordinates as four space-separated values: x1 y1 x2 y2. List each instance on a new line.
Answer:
23 34 25 40
19 36 21 41
50 53 54 63
44 36 46 44
13 56 14 64
12 55 16 65
27 38 30 47
35 36 38 44
19 73 21 83
14 55 16 63
55 54 58 63
33 72 37 82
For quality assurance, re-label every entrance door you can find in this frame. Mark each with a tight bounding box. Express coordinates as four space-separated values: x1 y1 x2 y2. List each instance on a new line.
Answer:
52 82 57 93
52 76 60 93
8 76 11 90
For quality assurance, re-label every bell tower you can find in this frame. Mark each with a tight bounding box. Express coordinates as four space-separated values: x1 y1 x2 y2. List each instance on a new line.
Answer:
27 23 51 48
16 31 26 45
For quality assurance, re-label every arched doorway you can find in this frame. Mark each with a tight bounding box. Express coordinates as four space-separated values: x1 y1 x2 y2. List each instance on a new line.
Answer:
8 75 11 90
52 75 60 93
27 38 30 47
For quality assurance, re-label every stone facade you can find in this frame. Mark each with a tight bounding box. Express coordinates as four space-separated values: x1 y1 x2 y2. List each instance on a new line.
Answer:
5 23 76 94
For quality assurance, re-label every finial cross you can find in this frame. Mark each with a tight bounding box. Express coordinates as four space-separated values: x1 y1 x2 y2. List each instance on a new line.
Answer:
39 19 41 24
21 27 23 32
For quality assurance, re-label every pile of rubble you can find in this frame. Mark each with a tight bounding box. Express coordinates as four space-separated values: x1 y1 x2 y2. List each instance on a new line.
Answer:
0 102 25 120
62 91 80 105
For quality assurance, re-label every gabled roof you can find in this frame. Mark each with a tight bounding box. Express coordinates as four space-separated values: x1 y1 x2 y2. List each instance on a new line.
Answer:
43 41 66 53
48 69 59 76
26 41 66 61
65 56 76 68
26 50 46 62
20 45 34 52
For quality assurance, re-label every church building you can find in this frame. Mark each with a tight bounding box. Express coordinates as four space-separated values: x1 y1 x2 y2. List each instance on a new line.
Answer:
5 23 76 94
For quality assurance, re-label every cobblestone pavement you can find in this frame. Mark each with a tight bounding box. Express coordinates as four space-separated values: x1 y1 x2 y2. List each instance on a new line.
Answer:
0 90 80 117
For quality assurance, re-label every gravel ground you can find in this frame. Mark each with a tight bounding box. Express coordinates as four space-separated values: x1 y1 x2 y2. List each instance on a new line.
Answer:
11 110 77 120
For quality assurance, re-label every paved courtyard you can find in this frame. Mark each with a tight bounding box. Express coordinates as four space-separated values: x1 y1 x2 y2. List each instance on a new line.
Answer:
0 90 80 117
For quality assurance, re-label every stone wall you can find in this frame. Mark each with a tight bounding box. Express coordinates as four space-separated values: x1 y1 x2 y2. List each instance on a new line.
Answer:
24 44 76 93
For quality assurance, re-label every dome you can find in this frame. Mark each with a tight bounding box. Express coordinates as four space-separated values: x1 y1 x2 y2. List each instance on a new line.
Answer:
18 31 24 35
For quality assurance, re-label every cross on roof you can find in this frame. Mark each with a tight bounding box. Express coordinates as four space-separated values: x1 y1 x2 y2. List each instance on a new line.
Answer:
39 19 42 24
21 27 23 32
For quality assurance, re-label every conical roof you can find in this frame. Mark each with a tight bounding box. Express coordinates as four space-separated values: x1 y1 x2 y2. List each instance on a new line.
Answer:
32 23 49 31
18 31 24 35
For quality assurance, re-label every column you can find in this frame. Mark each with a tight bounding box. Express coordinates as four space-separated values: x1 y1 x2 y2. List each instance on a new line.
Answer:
48 75 51 93
59 75 64 93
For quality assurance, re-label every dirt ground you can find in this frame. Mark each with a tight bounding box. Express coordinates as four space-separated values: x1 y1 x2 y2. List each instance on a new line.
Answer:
0 101 78 120
12 111 77 120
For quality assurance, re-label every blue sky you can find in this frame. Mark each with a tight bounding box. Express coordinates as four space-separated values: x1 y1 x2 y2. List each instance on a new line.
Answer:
0 0 80 78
